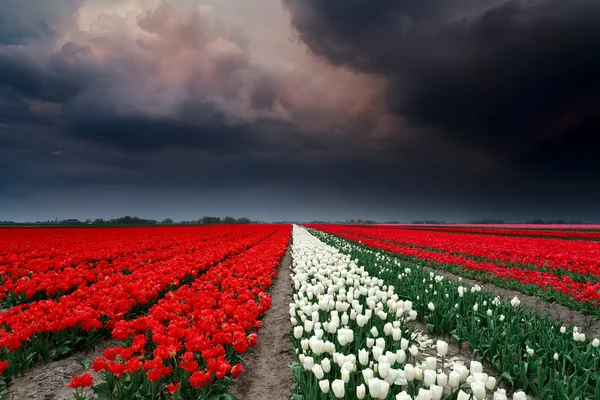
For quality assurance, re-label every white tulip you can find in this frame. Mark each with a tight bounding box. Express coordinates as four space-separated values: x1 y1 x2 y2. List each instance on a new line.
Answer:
513 391 527 400
416 388 433 400
486 376 497 390
293 326 303 339
371 326 379 337
510 296 520 307
372 346 384 361
341 367 350 383
321 357 331 373
430 385 443 400
592 338 599 347
304 319 314 333
448 371 461 388
356 384 366 399
378 362 390 379
423 369 436 387
409 345 419 356
493 389 508 400
319 379 329 393
457 390 470 400
401 338 409 350
312 364 324 380
362 368 374 383
396 349 406 363
436 340 448 357
404 364 415 381
414 365 423 381
471 380 486 399
396 391 412 400
302 356 314 370
331 379 345 398
428 302 435 311
470 360 483 374
359 349 370 366
437 372 448 387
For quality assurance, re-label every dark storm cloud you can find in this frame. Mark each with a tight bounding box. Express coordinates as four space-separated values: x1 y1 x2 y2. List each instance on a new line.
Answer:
1 0 600 222
283 0 600 173
0 43 97 103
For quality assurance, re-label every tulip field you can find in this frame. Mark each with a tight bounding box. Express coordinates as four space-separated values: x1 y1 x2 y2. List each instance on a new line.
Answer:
1 224 599 399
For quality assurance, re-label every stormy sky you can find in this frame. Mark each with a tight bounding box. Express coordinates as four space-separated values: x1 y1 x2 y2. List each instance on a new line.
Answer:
1 0 599 222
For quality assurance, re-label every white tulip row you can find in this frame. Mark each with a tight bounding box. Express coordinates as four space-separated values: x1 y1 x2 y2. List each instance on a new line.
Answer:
289 225 528 400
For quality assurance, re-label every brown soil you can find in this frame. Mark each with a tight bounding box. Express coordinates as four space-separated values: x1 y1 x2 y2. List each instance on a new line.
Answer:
9 339 119 400
230 248 294 400
421 266 600 338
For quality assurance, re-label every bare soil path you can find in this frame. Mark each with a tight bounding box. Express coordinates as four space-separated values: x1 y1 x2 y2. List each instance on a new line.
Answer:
230 249 294 400
9 339 118 400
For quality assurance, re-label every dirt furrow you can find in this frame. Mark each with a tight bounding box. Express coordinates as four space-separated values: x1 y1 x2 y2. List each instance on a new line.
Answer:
230 248 294 400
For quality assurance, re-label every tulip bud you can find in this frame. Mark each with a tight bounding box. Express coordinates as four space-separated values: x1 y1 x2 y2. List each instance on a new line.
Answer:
448 371 461 388
378 362 390 379
428 302 435 311
486 376 497 390
356 384 366 399
592 338 599 347
470 361 483 374
404 364 415 381
384 322 393 336
414 365 423 381
396 391 412 400
513 391 527 400
396 349 406 364
359 349 369 366
371 326 379 337
436 340 448 357
457 390 470 400
331 379 345 398
430 385 443 400
321 358 331 373
560 326 566 334
416 388 433 400
437 372 448 387
471 381 487 399
409 345 419 356
312 364 324 380
423 369 436 387
372 346 384 361
400 338 409 350
293 326 303 339
341 367 350 383
319 379 330 393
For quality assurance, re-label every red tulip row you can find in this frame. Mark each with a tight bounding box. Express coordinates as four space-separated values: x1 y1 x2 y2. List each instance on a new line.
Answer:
70 226 291 397
387 226 600 240
336 225 600 277
308 225 600 308
0 225 285 381
0 227 248 304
